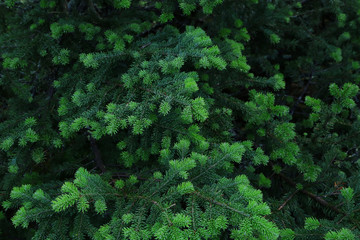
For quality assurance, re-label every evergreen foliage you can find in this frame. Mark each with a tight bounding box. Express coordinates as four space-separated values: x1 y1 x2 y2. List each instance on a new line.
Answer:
1 0 360 239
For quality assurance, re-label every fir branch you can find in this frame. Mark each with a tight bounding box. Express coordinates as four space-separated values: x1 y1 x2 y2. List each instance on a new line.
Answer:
192 190 250 217
276 172 342 215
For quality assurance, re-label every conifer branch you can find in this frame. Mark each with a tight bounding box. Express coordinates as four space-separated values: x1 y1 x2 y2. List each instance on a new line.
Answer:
2 1 360 239
192 190 250 217
277 172 342 214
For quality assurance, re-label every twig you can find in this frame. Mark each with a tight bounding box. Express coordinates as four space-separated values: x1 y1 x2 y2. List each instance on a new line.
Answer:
277 172 342 214
290 71 313 115
112 172 157 181
88 134 106 173
277 190 299 211
62 0 69 14
192 191 250 217
87 0 102 19
137 23 165 38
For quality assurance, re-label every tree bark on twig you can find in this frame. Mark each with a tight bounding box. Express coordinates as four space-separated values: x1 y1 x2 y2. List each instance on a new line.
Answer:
277 189 299 211
88 134 106 173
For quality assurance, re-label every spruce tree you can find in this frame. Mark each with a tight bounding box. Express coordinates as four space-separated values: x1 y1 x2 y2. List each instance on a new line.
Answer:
0 0 359 239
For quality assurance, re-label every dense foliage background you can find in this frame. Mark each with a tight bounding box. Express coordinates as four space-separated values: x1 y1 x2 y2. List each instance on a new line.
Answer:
1 0 360 239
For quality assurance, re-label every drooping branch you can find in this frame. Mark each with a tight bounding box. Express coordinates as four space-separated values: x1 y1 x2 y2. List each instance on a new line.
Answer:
277 172 342 214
